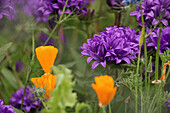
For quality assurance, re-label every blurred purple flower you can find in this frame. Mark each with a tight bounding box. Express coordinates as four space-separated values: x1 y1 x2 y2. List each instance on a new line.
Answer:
39 33 55 46
10 85 42 113
80 26 139 69
164 98 170 112
130 0 170 27
35 0 87 22
0 0 16 20
146 27 170 54
15 60 23 72
0 99 16 113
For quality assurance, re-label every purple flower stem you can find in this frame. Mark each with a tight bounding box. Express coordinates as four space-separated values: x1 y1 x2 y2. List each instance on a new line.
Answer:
96 0 104 33
44 0 69 46
155 28 162 81
144 37 148 90
21 67 31 110
116 12 121 28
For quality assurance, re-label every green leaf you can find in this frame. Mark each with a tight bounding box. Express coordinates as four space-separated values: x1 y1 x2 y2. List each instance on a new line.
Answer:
1 68 18 89
75 103 91 113
13 107 24 113
0 42 12 62
42 65 77 113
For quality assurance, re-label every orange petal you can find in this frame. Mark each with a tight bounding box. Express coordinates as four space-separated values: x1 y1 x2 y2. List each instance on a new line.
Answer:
31 74 57 98
36 46 58 74
91 75 117 106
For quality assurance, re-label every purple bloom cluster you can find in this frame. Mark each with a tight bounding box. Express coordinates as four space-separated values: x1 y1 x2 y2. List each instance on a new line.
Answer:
39 33 55 46
15 60 24 72
80 26 139 69
146 27 170 54
0 0 16 20
10 85 42 113
164 98 170 112
130 0 170 27
35 0 87 22
0 99 16 113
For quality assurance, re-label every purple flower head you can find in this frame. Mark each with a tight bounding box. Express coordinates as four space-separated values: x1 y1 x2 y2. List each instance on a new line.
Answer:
35 0 87 22
130 0 170 27
10 85 42 113
80 26 139 70
146 27 170 54
164 98 170 112
39 33 55 46
0 99 16 113
15 59 24 72
0 0 16 20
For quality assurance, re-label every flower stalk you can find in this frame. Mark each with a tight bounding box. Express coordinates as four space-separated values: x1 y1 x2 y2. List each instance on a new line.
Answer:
155 28 162 81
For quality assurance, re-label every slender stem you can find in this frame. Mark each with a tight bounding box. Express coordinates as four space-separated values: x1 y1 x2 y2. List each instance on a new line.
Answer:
44 0 69 46
116 13 121 28
155 28 162 81
135 46 141 113
95 0 103 33
21 28 35 110
109 103 112 113
20 67 31 110
102 107 106 113
144 37 148 90
31 30 35 61
125 103 127 113
40 98 48 110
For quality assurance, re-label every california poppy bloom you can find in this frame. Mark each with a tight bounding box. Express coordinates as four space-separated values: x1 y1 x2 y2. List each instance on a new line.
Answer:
36 46 58 74
31 73 57 98
91 75 117 107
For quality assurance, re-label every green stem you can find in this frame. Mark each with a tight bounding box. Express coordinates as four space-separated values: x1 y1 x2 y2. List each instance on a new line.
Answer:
102 107 106 113
44 0 68 46
109 103 112 113
155 28 162 81
135 46 141 113
144 37 148 90
31 30 35 61
20 67 31 110
40 98 48 110
125 103 127 113
21 28 35 110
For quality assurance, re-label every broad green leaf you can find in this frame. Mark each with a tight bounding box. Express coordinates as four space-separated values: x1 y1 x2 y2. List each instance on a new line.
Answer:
42 65 77 113
0 42 12 62
1 68 18 89
75 103 91 113
13 107 24 113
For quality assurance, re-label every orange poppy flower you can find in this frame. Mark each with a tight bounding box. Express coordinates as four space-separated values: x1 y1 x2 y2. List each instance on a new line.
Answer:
36 46 58 74
91 75 117 107
31 73 57 98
